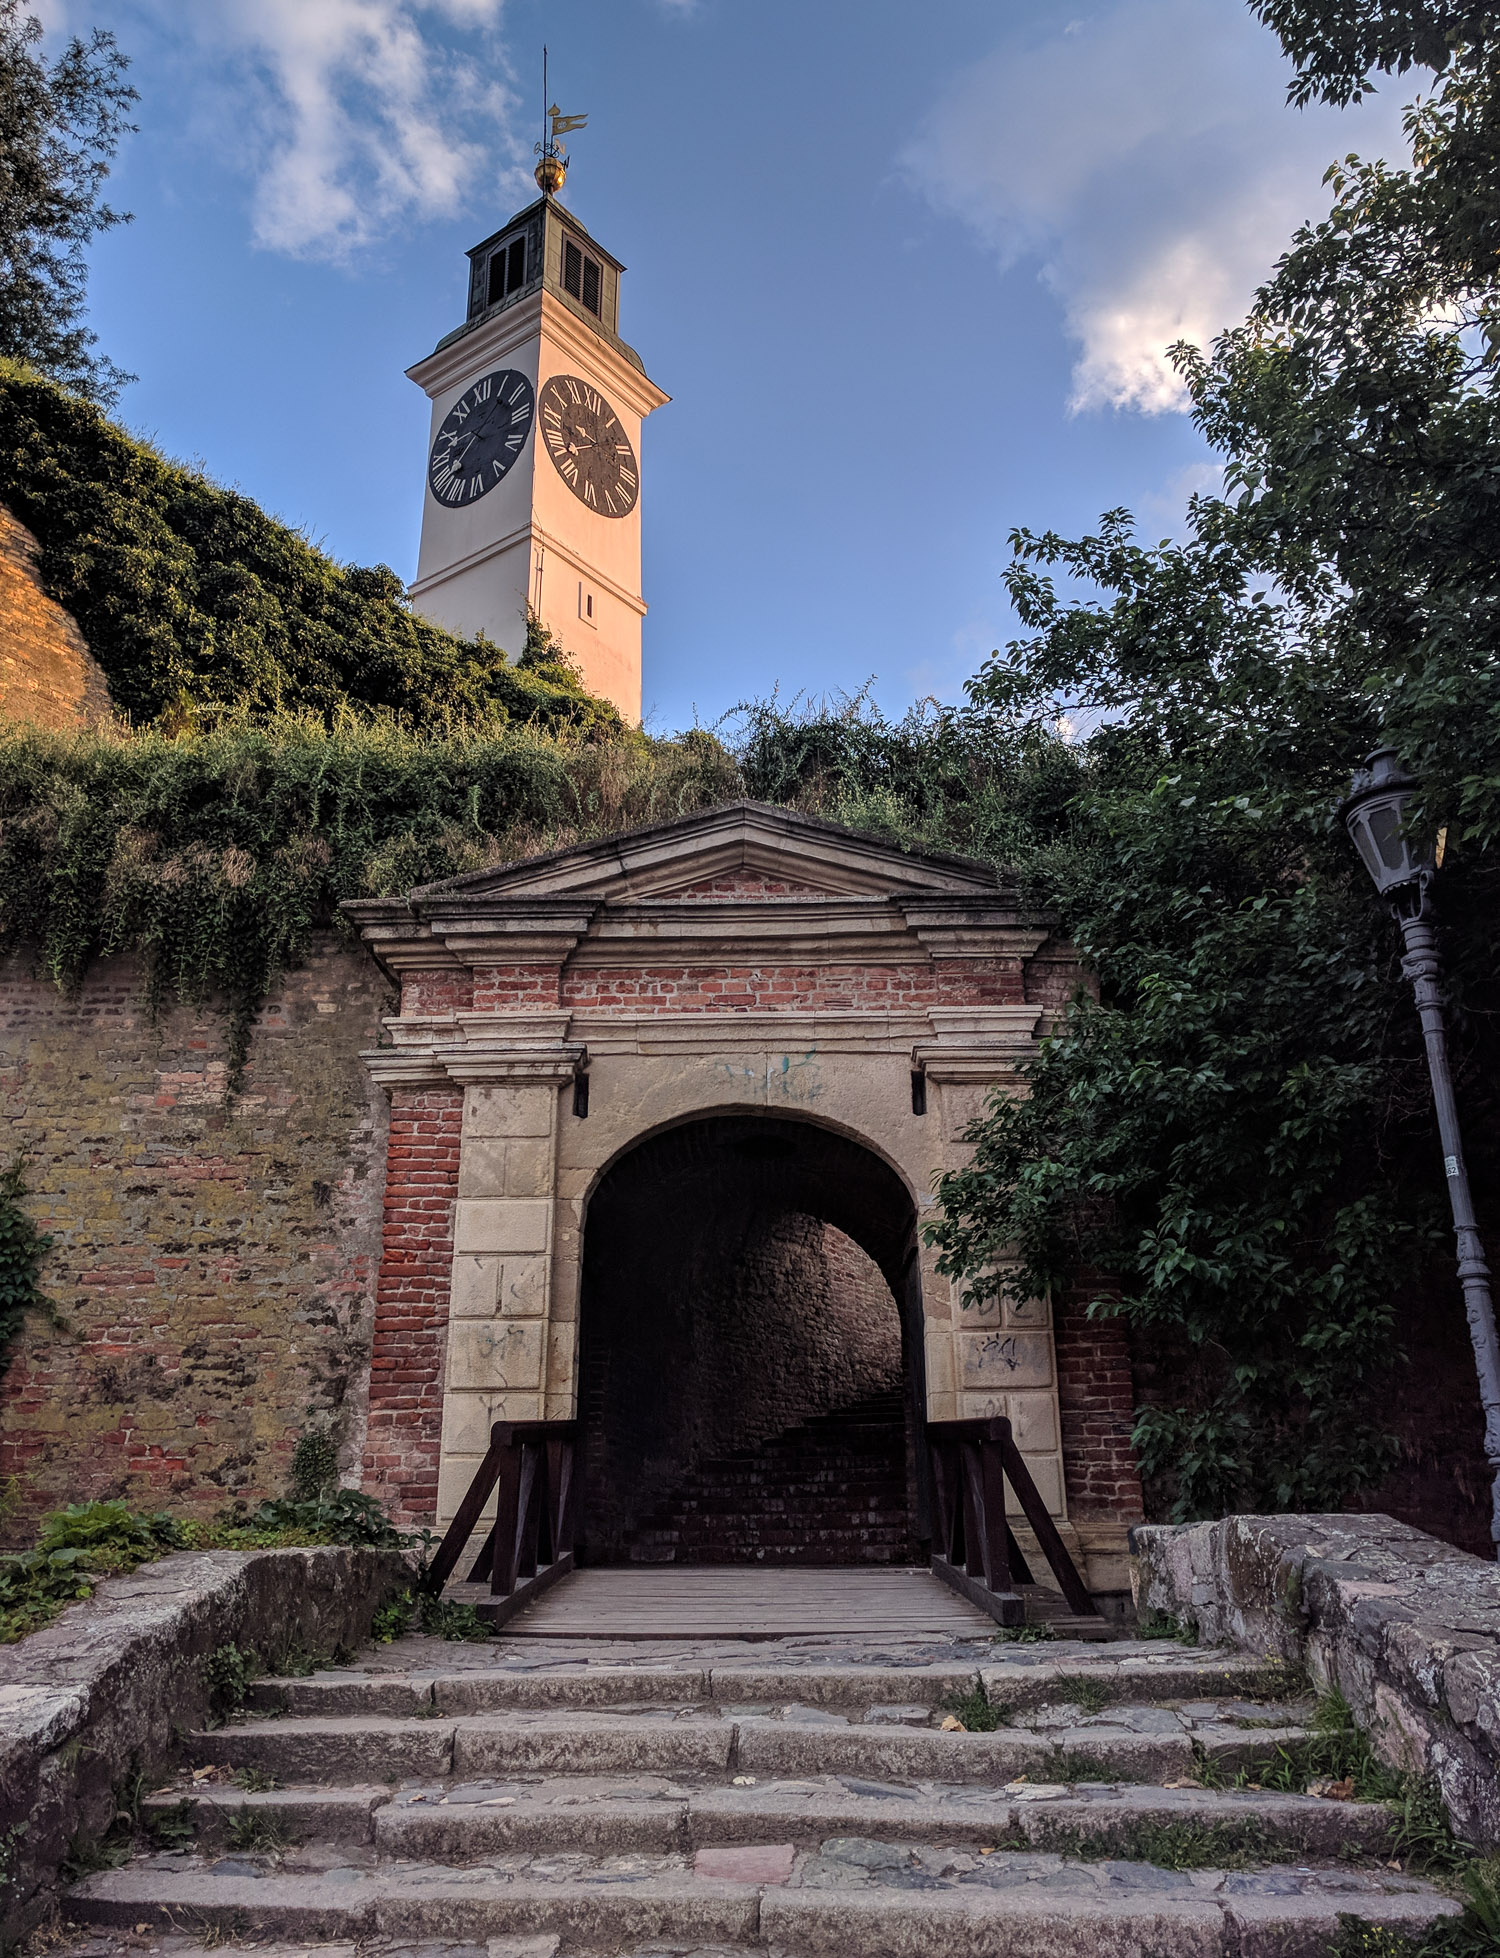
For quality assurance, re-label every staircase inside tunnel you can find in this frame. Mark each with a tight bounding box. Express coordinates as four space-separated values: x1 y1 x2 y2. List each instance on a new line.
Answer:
575 1113 928 1566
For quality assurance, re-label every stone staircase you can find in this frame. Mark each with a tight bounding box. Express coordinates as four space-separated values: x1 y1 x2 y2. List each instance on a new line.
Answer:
62 1627 1464 1956
620 1390 911 1565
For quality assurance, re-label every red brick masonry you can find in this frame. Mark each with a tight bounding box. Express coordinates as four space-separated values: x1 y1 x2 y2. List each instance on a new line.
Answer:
362 1086 463 1524
1055 1277 1144 1520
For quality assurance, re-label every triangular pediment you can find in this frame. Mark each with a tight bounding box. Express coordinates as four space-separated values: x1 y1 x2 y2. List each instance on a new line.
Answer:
408 801 1001 905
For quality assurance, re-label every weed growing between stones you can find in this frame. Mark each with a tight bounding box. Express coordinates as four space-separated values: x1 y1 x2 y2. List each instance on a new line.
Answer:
371 1588 493 1643
939 1681 1012 1731
1138 1609 1201 1645
1049 1750 1130 1784
1055 1675 1113 1715
988 1624 1058 1644
232 1769 279 1794
225 1811 291 1855
1195 1690 1469 1881
201 1644 260 1723
1034 1815 1285 1872
1333 1856 1500 1955
144 1801 197 1850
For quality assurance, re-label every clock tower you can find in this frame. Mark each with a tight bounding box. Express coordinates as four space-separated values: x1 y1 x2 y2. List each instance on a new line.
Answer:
406 144 668 724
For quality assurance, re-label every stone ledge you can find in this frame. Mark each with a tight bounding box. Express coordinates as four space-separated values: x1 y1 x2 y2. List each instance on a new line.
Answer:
1132 1511 1500 1848
0 1545 404 1940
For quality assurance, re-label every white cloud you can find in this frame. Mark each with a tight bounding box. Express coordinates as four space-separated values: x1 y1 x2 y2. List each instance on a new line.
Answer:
161 0 522 263
902 0 1408 414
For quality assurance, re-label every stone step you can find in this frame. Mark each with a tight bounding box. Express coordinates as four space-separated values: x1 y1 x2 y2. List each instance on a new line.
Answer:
144 1773 1402 1863
65 1850 1460 1956
188 1707 1313 1787
246 1648 1297 1720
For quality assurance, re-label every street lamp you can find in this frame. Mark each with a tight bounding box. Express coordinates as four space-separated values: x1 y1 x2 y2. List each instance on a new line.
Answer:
1341 747 1500 1559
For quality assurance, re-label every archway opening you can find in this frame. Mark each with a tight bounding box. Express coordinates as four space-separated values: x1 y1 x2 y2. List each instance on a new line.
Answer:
575 1113 927 1566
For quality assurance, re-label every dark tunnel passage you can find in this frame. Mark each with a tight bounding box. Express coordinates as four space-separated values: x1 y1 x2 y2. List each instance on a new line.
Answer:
575 1113 929 1565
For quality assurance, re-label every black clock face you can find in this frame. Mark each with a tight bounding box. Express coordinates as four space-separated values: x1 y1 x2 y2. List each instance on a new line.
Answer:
428 368 534 507
538 374 638 518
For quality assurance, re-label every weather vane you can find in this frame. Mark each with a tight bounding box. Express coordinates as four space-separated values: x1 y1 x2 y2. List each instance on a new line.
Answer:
535 47 586 196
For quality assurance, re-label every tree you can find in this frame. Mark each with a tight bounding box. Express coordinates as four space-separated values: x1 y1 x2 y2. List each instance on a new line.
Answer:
924 0 1500 1523
0 0 135 405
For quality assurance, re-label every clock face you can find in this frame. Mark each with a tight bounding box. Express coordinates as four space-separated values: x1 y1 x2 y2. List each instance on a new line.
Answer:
428 368 534 507
538 374 638 518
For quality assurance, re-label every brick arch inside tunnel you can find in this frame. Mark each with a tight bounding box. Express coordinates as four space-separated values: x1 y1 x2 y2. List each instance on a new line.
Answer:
574 1112 930 1566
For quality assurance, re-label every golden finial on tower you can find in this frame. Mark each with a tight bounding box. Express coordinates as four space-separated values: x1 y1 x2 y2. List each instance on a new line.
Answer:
534 48 586 195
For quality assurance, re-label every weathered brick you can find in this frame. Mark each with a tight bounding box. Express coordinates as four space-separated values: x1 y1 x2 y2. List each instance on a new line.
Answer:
0 938 392 1545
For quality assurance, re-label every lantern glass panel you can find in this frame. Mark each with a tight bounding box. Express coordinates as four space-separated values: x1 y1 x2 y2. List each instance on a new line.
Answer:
1368 803 1414 874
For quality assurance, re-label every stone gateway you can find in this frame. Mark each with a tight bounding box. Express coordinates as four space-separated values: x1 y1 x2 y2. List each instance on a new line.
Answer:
347 800 1143 1595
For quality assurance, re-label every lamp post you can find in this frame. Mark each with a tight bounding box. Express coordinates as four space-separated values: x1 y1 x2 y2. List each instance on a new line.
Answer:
1340 747 1500 1559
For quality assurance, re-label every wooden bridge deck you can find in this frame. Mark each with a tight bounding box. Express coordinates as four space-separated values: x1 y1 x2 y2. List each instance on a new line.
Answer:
468 1565 999 1640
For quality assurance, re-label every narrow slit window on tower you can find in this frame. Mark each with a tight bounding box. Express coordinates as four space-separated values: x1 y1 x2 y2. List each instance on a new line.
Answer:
562 236 602 317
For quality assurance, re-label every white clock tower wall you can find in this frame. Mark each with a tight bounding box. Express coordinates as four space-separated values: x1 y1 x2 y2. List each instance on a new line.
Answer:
406 193 668 726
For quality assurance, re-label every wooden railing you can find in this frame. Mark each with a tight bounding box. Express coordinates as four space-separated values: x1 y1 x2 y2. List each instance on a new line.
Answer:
926 1416 1097 1626
423 1420 578 1627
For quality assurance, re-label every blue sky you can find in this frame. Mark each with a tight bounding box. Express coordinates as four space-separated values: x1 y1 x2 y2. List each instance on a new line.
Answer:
62 0 1405 733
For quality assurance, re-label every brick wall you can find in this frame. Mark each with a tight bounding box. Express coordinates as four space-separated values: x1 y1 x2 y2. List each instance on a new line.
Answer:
0 937 392 1545
558 960 1025 1011
0 506 114 731
361 1087 463 1525
1053 1275 1144 1521
400 973 475 1015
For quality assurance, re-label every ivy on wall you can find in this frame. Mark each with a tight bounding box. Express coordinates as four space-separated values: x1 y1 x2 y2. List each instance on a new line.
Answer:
0 716 743 1075
0 1157 51 1386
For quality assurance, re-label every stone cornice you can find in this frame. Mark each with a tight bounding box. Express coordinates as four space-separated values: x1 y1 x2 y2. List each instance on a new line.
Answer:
406 290 669 418
360 1003 1042 1094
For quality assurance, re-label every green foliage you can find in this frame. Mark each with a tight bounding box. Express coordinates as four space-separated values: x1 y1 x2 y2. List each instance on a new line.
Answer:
369 1585 492 1641
920 0 1500 1520
233 1768 279 1793
371 1592 414 1642
1038 1814 1283 1871
1049 1749 1129 1784
0 364 627 731
0 5 135 404
0 714 740 1077
1214 1689 1466 1877
1055 1675 1112 1715
144 1799 197 1850
737 689 1084 866
201 1642 258 1720
989 1622 1059 1645
197 1487 406 1551
226 1809 290 1854
939 1680 1011 1731
0 1498 184 1642
287 1433 339 1504
1333 1855 1500 1955
1138 1609 1202 1645
0 1154 51 1383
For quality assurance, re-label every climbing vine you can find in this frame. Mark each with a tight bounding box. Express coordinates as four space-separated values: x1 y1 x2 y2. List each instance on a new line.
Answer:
0 1156 50 1387
0 715 742 1076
